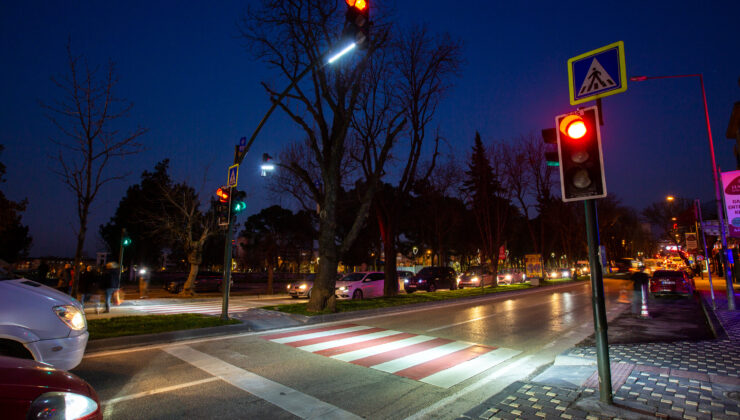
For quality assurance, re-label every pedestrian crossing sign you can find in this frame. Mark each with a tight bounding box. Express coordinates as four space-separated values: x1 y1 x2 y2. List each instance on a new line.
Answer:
227 164 238 188
568 41 627 105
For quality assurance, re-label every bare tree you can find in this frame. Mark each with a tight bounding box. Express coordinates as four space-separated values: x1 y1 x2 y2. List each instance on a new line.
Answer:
43 43 146 295
143 179 219 296
352 25 461 296
240 1 388 311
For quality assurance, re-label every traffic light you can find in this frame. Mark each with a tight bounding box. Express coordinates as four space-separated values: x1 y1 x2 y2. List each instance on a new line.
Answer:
122 235 131 247
555 105 606 202
344 0 370 49
216 187 230 203
232 190 247 214
541 128 559 167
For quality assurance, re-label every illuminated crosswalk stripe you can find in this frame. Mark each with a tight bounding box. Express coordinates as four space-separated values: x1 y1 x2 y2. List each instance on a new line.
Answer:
129 302 253 315
262 324 520 388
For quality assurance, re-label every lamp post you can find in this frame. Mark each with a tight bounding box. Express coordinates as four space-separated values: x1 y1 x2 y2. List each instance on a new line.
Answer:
631 74 736 310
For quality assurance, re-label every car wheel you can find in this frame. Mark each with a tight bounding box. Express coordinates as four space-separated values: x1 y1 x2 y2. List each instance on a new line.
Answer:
0 339 34 360
307 289 312 299
352 289 363 300
428 282 437 292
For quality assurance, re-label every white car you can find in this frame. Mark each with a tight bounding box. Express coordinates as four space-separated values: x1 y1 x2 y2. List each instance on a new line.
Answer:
0 267 89 371
335 271 385 300
496 269 526 285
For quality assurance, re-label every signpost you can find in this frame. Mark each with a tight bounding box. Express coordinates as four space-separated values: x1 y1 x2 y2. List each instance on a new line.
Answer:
227 164 239 188
568 41 628 105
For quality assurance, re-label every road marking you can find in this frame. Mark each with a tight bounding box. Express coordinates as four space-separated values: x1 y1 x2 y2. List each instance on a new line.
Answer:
164 345 362 420
264 324 517 388
405 355 536 420
129 301 254 315
102 377 220 405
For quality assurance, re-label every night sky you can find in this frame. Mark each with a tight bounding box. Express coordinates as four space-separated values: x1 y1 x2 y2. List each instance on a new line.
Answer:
2 1 739 258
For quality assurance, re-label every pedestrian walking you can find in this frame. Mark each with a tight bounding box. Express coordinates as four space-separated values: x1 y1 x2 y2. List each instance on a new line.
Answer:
56 264 73 294
631 267 650 315
78 265 99 308
102 262 121 313
138 266 150 298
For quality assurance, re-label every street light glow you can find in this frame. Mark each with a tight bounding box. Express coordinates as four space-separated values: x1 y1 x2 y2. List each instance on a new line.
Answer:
666 195 675 201
327 42 356 64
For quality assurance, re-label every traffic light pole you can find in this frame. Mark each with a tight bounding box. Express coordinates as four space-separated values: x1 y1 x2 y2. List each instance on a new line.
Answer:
117 228 127 287
221 187 234 320
584 199 613 404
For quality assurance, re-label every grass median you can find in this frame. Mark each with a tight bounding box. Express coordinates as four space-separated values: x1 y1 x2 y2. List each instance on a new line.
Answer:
87 314 241 340
263 283 533 316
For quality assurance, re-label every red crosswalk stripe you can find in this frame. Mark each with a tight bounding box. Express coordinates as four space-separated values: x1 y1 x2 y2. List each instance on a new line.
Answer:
393 344 495 380
314 332 417 357
350 337 453 367
286 328 386 348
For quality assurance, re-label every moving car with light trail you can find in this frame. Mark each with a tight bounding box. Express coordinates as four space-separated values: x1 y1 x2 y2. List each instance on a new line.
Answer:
0 266 88 371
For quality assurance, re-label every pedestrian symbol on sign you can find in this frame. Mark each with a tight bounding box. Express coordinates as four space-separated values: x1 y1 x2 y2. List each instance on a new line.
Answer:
227 164 239 188
578 58 616 95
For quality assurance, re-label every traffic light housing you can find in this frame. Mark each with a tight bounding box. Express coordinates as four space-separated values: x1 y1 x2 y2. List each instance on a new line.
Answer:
232 190 246 214
344 0 369 49
216 187 230 203
555 106 606 202
122 235 131 247
541 128 559 167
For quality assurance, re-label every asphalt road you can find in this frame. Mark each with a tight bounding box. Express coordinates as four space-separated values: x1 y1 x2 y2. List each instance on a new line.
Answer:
74 278 630 419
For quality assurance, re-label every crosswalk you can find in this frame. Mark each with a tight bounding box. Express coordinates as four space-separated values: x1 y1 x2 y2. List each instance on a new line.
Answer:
127 300 254 315
262 323 520 388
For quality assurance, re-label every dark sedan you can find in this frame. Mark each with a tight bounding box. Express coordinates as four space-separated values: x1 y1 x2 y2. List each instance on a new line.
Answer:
164 274 227 294
404 266 457 293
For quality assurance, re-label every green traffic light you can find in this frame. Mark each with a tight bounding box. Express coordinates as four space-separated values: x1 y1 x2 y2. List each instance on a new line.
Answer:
233 201 246 213
122 237 132 246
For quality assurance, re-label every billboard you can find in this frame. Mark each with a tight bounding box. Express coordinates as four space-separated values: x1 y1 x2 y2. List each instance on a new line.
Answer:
721 170 740 238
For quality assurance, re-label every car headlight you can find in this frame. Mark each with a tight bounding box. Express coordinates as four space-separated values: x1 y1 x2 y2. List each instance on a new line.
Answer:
339 286 347 292
53 305 86 330
505 275 512 280
28 391 99 420
299 284 307 290
550 271 558 277
404 279 409 283
471 276 480 283
522 274 526 279
562 271 570 277
139 268 147 275
287 283 291 290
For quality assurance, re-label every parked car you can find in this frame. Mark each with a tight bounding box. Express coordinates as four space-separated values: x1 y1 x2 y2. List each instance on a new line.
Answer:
497 269 526 285
457 266 495 288
0 355 102 420
404 266 457 293
0 266 88 371
164 273 228 294
336 271 385 299
649 270 695 296
287 274 315 299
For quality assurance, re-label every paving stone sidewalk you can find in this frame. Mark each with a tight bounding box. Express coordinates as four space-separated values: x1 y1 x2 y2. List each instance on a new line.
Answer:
459 296 740 419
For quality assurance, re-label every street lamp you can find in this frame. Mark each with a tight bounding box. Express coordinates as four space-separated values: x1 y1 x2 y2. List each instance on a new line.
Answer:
666 195 675 202
632 73 736 310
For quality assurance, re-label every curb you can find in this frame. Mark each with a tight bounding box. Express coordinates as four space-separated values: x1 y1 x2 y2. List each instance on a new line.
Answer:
699 293 726 340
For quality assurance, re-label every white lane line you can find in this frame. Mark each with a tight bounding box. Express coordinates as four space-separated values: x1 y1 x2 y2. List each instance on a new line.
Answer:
405 355 537 420
331 335 436 362
371 341 472 373
420 347 521 388
164 345 362 420
271 325 373 344
103 377 220 405
297 329 403 353
425 288 591 332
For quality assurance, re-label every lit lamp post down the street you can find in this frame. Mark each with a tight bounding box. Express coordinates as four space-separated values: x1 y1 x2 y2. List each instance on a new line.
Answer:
631 74 736 310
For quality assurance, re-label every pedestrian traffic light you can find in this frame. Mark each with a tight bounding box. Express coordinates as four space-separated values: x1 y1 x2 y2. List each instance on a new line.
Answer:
122 236 131 247
231 190 247 214
541 128 559 167
555 105 606 202
344 0 370 49
216 187 230 203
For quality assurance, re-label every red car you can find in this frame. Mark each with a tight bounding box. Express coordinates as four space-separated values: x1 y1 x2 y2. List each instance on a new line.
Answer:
649 270 695 296
0 355 102 419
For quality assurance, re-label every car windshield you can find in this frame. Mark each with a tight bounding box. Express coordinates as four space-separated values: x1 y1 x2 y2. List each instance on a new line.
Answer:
417 268 437 276
341 273 366 283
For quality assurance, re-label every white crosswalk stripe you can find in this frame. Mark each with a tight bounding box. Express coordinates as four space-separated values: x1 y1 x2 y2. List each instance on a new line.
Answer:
128 301 253 315
262 323 521 388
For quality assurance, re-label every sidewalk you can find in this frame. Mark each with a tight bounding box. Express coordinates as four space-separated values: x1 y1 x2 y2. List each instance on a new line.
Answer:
460 293 740 420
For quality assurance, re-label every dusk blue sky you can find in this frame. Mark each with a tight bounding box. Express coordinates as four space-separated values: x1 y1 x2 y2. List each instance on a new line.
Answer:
2 1 739 258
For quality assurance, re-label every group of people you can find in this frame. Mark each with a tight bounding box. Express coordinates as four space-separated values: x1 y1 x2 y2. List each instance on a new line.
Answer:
55 262 122 313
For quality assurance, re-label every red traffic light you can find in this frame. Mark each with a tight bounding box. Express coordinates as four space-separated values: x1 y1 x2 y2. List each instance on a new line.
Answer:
559 115 587 140
346 0 367 11
216 187 230 203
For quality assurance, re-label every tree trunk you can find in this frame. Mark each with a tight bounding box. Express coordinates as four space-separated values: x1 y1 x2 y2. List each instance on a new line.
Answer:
71 212 88 298
307 183 340 312
267 261 274 295
182 246 202 295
